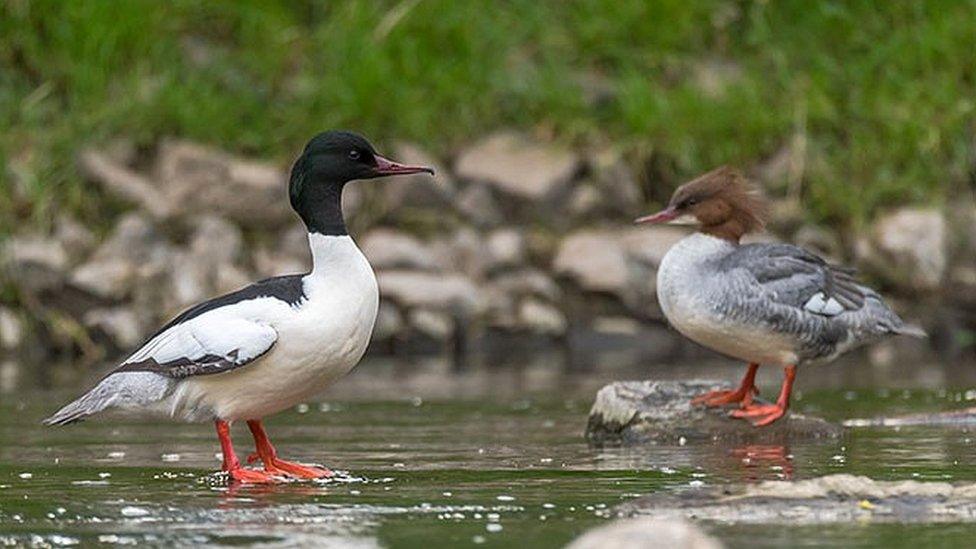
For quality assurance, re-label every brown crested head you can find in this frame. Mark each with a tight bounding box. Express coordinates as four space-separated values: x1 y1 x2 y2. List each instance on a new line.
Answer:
635 166 767 242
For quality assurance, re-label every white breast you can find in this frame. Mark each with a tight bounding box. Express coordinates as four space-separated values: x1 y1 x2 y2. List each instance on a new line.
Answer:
174 234 379 420
657 233 798 366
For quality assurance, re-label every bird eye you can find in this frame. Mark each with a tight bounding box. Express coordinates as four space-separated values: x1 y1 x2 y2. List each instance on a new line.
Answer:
348 150 361 161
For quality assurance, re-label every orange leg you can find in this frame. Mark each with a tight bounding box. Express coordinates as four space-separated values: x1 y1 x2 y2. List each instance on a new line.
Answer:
692 363 760 408
215 420 277 484
245 420 333 479
730 364 797 427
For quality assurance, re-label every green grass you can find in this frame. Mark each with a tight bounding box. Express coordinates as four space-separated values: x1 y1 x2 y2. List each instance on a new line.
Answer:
1 0 974 234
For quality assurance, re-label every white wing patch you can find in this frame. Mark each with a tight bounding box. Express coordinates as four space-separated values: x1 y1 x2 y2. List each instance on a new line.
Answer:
803 292 845 316
120 301 281 377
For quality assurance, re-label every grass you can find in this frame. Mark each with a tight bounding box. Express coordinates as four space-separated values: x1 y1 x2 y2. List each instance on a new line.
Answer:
1 0 974 234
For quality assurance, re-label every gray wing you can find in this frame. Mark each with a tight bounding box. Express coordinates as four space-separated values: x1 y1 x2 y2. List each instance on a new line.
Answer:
718 243 866 317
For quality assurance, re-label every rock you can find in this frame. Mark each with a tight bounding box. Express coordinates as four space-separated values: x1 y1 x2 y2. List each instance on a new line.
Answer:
485 229 526 272
78 148 172 219
83 307 145 349
372 301 404 341
618 226 688 269
154 139 291 227
455 132 579 202
54 216 96 262
488 269 562 302
0 307 24 350
2 235 69 292
189 216 243 265
567 185 604 219
793 224 842 259
860 208 947 291
456 183 503 228
70 214 169 300
432 228 487 280
70 258 137 301
567 518 722 549
408 309 454 340
253 225 311 278
586 380 842 445
377 271 486 316
553 230 630 296
517 298 567 335
588 149 643 216
617 474 976 524
379 142 455 211
361 229 444 271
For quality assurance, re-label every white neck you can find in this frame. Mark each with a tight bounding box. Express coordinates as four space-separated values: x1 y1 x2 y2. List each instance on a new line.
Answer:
308 232 360 276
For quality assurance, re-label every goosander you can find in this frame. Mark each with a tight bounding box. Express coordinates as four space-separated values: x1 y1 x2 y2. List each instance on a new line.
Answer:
45 131 434 482
636 166 924 426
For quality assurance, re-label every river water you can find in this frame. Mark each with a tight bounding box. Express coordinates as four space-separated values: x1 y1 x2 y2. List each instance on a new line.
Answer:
1 350 975 547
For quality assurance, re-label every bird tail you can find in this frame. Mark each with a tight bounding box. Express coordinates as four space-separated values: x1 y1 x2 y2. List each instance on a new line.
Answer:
43 385 118 426
895 323 928 338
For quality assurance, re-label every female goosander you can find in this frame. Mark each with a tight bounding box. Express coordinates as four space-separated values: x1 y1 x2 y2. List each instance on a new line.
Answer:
45 131 433 482
636 166 924 426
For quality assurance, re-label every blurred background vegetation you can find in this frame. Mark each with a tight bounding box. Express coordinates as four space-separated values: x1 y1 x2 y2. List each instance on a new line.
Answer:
1 0 974 235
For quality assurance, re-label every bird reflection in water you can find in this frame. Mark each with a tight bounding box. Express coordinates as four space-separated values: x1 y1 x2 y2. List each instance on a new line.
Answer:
728 444 793 481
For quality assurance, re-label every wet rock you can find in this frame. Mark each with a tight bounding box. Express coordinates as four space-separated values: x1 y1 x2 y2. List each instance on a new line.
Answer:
859 208 947 291
485 229 526 272
377 271 486 316
154 139 291 227
83 307 145 349
517 298 567 335
379 142 455 211
617 474 976 524
361 229 444 271
455 132 580 202
586 380 842 445
567 517 722 549
456 183 503 228
2 235 69 292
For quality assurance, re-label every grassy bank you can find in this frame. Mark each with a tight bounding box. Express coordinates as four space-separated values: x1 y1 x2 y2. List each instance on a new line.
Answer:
2 0 974 234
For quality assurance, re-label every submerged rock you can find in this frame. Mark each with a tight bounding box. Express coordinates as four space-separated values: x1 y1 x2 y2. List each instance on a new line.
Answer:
567 517 722 549
617 474 976 524
586 380 841 445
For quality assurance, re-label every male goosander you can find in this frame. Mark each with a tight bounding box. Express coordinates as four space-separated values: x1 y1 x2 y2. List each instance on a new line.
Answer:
636 166 924 426
45 131 434 482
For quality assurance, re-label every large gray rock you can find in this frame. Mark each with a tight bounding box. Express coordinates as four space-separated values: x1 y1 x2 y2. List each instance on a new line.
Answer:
587 149 643 216
378 142 455 211
0 307 24 350
376 270 486 316
2 235 69 292
618 474 976 524
167 216 248 308
586 380 842 445
859 208 947 291
517 298 567 335
455 132 579 202
567 518 722 549
83 307 145 349
553 230 630 296
154 139 291 227
70 214 170 301
455 183 503 228
361 229 444 271
484 228 526 272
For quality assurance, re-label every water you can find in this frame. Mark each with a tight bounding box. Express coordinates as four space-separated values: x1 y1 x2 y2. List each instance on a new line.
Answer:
2 353 976 547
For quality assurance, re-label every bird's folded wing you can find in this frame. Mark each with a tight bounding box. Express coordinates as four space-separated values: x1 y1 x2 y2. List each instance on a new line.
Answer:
113 317 278 378
723 243 866 317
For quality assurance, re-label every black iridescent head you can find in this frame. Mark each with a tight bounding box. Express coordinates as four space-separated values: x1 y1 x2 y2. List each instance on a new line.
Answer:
289 130 434 235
